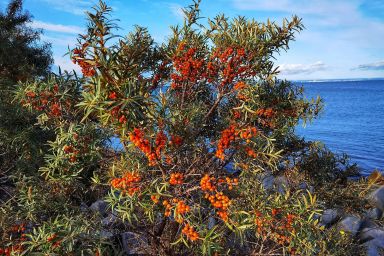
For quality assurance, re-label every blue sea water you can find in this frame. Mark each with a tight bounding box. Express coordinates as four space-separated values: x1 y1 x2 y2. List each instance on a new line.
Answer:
295 79 384 175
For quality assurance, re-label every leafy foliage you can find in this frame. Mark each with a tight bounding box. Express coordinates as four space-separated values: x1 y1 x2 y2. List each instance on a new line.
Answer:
0 0 53 191
0 1 368 255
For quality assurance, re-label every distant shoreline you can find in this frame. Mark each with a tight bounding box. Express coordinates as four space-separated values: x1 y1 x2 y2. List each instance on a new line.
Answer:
292 77 384 83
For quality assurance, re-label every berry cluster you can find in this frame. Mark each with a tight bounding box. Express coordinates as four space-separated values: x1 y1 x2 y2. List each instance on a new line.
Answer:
233 81 247 91
182 223 199 242
150 194 159 204
175 199 190 215
162 200 173 217
0 246 21 256
217 177 239 190
63 144 79 163
118 115 127 124
254 210 296 247
169 172 184 185
283 108 298 118
256 108 275 118
170 43 205 90
200 174 216 192
210 47 255 88
237 93 250 101
245 146 258 158
232 110 241 119
201 175 238 221
129 129 169 166
205 192 231 221
47 233 62 249
111 172 141 195
109 105 127 125
129 128 156 166
216 125 259 160
0 223 27 255
108 91 118 100
22 85 70 118
170 134 183 147
239 126 258 141
170 44 256 94
72 43 96 77
151 60 169 88
155 131 167 158
215 125 237 160
162 198 190 221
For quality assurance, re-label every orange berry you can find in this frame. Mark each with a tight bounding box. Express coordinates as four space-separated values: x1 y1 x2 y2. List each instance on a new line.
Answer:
169 172 184 185
182 223 199 241
47 234 57 242
111 172 141 195
151 195 159 204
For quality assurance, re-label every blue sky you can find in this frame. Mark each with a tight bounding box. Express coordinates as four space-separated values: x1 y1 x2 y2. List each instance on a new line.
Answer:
3 0 384 80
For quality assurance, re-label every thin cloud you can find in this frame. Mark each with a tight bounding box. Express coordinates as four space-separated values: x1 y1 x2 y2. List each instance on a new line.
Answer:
53 56 81 73
232 0 357 16
168 3 184 20
39 0 94 16
40 35 77 47
278 61 327 75
31 21 84 34
356 61 384 71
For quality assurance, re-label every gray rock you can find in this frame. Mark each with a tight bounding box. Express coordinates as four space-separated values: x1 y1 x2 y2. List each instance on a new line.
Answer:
102 212 119 226
369 186 384 211
208 216 216 230
121 232 149 255
337 216 362 237
363 238 384 256
364 208 383 220
359 226 384 242
80 202 89 213
90 200 108 216
360 219 379 230
100 230 114 239
259 172 274 190
298 182 314 193
320 209 341 227
274 176 289 194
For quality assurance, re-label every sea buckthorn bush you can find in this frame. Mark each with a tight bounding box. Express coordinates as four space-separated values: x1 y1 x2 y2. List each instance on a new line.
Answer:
2 1 367 255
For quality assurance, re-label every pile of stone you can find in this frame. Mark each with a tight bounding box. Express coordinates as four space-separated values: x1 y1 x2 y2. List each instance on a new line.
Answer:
319 186 384 256
86 177 384 255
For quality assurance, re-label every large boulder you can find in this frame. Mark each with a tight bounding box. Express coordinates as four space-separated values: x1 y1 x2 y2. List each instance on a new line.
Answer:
337 216 362 237
359 226 384 243
364 208 383 220
257 172 292 194
363 238 384 256
368 186 384 211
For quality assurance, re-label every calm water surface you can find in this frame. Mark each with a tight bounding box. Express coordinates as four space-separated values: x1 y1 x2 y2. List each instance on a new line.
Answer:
295 80 384 175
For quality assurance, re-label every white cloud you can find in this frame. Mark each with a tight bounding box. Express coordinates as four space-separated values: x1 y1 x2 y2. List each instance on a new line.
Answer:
39 0 94 16
356 61 384 71
231 0 384 79
278 61 327 75
30 21 84 34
